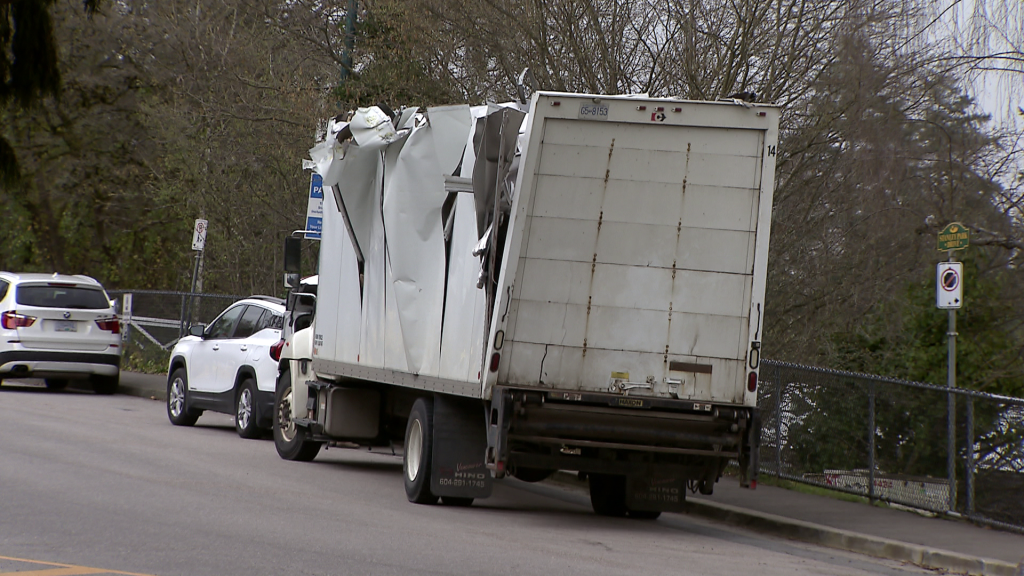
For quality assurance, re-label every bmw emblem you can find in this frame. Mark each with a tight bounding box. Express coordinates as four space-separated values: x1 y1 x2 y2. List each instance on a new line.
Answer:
63 311 71 319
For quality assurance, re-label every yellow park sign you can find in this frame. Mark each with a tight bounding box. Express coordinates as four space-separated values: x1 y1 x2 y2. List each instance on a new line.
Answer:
937 222 970 251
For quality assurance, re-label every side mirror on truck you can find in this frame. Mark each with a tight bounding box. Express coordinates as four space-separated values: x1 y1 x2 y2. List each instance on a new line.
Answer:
284 236 302 289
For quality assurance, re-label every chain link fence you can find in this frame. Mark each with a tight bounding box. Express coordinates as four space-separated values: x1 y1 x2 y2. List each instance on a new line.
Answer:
759 359 1024 533
102 290 1024 533
108 290 241 374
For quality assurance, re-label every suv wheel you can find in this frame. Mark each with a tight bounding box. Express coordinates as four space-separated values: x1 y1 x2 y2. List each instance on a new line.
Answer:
235 378 262 439
167 368 201 426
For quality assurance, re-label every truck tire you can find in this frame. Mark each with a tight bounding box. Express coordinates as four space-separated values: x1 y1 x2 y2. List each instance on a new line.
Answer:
235 378 261 439
273 368 321 461
628 509 662 520
589 474 663 519
44 378 69 390
167 368 201 426
512 467 554 483
589 474 628 517
403 397 439 504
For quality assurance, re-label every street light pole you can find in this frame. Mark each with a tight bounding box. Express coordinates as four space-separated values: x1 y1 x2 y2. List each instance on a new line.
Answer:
341 0 356 83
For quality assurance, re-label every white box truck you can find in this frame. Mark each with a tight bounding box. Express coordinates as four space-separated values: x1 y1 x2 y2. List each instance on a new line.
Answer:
275 91 778 517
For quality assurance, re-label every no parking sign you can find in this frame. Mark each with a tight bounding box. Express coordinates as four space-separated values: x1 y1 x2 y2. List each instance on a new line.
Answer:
936 262 963 309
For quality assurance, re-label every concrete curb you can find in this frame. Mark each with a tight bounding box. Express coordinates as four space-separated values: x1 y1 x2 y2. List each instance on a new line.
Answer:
552 472 1019 576
117 372 167 402
119 384 165 402
683 497 1019 576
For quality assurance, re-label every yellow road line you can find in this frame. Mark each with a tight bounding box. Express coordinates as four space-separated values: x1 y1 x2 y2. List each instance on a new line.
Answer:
0 568 106 576
0 555 158 576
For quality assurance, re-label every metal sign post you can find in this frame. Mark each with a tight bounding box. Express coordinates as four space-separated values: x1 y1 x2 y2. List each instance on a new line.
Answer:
183 219 208 335
936 222 968 513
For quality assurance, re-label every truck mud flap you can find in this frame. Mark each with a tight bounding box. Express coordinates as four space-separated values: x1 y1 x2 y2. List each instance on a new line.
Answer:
431 395 493 499
625 468 687 513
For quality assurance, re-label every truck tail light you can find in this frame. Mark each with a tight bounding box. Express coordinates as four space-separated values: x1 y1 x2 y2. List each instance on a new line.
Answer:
2 311 37 329
489 352 500 373
270 339 285 362
95 317 120 334
747 371 758 392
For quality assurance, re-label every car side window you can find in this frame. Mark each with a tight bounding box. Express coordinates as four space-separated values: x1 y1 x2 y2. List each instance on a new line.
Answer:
206 305 245 340
254 309 282 333
0 279 8 301
268 313 284 330
233 305 265 339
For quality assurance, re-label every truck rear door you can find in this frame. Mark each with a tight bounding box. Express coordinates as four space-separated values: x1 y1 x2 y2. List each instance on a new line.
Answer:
494 95 778 405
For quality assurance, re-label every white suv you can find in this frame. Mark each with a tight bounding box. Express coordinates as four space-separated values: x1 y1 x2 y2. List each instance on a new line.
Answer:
166 296 286 438
0 272 121 394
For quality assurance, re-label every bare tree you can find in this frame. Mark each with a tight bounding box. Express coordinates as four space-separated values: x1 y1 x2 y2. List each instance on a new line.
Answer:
134 0 337 294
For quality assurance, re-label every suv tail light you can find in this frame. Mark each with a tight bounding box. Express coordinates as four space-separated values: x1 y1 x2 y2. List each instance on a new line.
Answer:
1 311 37 329
95 317 121 334
270 339 285 362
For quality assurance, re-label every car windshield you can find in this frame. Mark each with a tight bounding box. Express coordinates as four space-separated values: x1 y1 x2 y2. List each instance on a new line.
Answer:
16 285 110 309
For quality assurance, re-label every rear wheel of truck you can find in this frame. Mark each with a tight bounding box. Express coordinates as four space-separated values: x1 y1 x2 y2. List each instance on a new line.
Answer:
403 397 439 504
511 467 553 483
588 474 663 519
589 474 628 517
273 368 321 461
44 378 69 390
628 509 662 520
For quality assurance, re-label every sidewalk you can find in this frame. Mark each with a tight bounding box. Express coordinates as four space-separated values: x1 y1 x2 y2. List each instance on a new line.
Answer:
688 479 1024 574
119 371 167 401
117 372 1024 575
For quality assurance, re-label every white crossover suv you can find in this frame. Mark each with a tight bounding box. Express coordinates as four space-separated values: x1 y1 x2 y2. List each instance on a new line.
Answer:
166 296 286 438
0 272 121 394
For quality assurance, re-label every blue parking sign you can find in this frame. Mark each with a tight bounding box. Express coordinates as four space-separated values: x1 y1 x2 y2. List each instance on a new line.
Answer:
305 173 323 240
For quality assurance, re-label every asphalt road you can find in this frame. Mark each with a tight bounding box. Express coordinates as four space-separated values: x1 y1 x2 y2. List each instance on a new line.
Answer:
0 382 935 576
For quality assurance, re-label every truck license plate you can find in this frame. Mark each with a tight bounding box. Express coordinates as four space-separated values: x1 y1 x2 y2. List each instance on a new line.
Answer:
578 103 609 121
54 320 77 332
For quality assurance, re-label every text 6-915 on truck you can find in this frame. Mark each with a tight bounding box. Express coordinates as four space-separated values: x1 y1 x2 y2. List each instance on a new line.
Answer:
274 91 778 518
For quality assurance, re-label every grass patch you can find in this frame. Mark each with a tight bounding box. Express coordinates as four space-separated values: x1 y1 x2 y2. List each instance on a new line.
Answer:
756 475 883 505
723 465 889 508
121 339 170 375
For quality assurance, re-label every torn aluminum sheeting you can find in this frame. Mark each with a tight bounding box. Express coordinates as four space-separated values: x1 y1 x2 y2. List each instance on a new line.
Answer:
320 107 409 265
333 143 385 264
472 106 527 240
457 103 526 190
349 106 399 149
396 106 419 130
440 192 488 381
315 174 362 365
382 113 446 376
358 156 388 369
306 117 350 187
473 224 491 257
427 104 473 178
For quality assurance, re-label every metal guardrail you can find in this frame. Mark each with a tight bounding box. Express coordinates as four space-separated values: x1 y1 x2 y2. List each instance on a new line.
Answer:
758 359 1024 534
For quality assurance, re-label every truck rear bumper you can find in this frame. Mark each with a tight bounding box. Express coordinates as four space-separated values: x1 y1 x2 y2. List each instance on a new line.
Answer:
488 386 760 486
